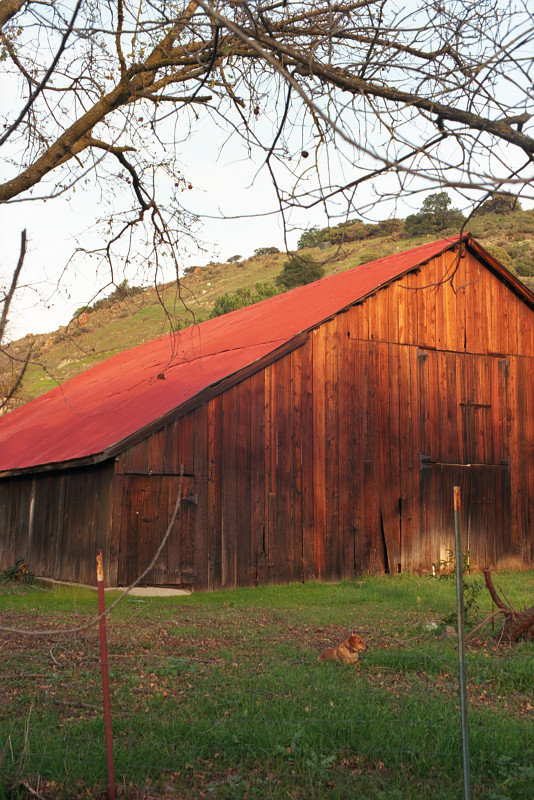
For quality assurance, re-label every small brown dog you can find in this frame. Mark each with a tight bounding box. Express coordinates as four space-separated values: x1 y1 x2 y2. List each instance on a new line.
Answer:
317 634 367 663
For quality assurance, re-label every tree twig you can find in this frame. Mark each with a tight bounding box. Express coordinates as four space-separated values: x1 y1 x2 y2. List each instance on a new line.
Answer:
464 609 507 642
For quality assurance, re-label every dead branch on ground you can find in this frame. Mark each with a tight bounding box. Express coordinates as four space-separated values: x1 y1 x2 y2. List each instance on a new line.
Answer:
482 569 534 642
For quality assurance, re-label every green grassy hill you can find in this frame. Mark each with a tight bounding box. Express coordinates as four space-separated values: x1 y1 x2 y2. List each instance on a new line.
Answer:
2 209 534 410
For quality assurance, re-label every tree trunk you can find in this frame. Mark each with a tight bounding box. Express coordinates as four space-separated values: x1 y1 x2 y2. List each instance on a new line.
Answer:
483 570 534 642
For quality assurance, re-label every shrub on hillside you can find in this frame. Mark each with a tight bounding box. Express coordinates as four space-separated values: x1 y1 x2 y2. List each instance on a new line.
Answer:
297 217 404 249
370 218 404 237
473 192 522 216
502 242 534 276
328 220 370 243
297 227 323 249
211 283 278 317
254 246 280 257
275 254 325 289
73 279 143 317
485 245 517 274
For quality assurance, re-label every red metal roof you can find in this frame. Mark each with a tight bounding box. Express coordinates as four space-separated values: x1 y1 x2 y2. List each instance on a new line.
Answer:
0 233 494 473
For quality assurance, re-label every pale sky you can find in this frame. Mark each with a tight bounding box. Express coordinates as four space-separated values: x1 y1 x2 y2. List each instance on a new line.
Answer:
1 107 413 340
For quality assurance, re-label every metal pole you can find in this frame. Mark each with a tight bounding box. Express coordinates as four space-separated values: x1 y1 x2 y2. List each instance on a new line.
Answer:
453 487 471 800
96 549 116 800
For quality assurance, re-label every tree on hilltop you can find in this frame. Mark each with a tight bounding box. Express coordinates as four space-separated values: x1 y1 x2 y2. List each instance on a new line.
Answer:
405 193 465 237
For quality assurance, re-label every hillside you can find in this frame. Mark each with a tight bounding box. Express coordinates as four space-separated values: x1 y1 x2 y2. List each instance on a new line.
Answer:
2 209 534 411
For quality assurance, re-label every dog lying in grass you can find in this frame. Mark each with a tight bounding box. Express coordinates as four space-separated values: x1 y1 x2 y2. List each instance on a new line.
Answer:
317 634 367 663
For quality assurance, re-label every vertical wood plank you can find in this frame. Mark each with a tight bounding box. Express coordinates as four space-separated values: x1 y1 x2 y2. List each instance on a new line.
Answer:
325 319 339 579
386 343 401 573
445 252 460 352
483 261 496 354
236 379 252 587
207 395 223 589
368 294 381 341
525 360 534 564
397 344 412 571
351 339 366 572
513 356 529 564
397 271 417 346
337 312 353 579
312 326 327 577
221 387 237 588
364 340 383 572
424 256 438 350
435 259 447 352
163 420 177 474
359 296 370 341
455 252 467 353
378 342 391 572
300 337 315 580
387 280 400 344
193 403 209 591
147 428 165 474
275 356 291 583
108 468 123 586
250 370 267 586
123 440 148 474
265 363 278 582
465 253 483 354
290 347 304 581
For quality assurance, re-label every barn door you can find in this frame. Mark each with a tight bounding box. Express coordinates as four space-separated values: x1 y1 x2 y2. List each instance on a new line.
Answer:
419 461 511 570
417 349 511 571
117 475 196 586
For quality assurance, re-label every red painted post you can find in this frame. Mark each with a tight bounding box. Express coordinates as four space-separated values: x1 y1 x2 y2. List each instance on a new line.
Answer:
96 549 116 800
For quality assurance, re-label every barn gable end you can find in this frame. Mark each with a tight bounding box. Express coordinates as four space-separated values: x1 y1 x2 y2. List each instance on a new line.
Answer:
1 235 533 588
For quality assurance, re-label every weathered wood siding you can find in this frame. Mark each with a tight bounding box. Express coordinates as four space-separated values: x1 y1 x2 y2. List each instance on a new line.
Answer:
0 461 114 584
110 247 534 589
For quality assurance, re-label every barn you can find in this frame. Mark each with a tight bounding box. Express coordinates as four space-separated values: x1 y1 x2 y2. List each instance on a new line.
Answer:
0 233 533 590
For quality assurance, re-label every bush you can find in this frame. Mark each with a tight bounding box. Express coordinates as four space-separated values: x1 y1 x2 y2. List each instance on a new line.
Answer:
275 254 325 290
297 227 323 249
254 246 280 257
473 192 523 216
485 245 517 275
0 557 34 584
297 217 405 249
226 255 242 263
211 282 278 317
501 242 534 276
328 220 370 243
370 218 404 237
73 279 143 317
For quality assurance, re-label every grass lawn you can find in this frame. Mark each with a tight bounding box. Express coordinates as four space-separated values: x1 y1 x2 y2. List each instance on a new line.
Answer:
1 572 533 799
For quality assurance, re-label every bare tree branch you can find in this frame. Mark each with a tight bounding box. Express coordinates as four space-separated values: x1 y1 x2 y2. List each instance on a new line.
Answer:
0 0 25 33
0 229 26 343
